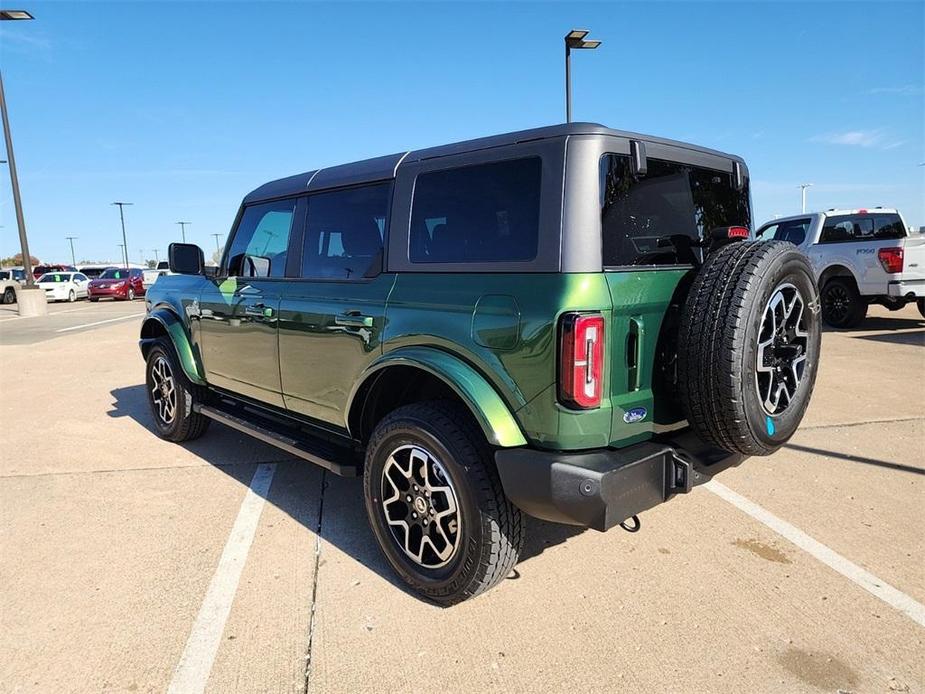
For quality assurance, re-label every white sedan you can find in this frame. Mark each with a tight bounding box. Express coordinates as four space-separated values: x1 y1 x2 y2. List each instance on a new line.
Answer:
36 272 90 302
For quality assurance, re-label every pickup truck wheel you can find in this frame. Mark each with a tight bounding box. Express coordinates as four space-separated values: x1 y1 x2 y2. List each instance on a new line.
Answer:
820 278 867 328
678 241 821 456
363 401 524 605
144 340 210 442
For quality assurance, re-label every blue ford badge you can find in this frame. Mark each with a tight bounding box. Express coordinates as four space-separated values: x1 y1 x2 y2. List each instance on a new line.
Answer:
623 407 647 423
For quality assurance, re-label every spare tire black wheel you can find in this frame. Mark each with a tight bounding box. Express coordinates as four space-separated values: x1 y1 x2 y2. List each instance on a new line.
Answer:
677 241 821 456
820 278 867 329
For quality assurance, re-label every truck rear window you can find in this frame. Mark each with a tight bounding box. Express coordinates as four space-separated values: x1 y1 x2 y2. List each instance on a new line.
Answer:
409 157 541 264
600 154 750 267
819 213 905 243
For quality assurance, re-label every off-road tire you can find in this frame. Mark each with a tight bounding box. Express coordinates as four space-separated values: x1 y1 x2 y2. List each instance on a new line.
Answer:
677 241 821 456
917 298 925 319
820 278 867 329
363 401 524 605
144 339 210 442
2 287 14 304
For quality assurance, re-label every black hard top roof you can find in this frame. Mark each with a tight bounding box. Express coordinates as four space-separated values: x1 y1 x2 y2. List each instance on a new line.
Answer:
243 122 745 204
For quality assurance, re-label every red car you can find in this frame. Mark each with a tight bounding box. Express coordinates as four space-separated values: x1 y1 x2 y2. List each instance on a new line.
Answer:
87 267 146 301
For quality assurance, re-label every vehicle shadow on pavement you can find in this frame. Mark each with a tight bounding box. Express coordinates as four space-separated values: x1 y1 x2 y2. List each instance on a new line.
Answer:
783 442 924 477
108 384 587 602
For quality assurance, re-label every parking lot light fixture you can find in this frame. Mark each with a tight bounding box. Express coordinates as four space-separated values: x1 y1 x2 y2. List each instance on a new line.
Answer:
564 29 601 123
176 221 190 242
0 9 34 20
799 183 814 213
112 201 133 268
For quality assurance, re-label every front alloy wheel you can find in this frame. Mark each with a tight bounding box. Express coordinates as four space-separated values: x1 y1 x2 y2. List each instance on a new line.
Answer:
144 340 209 442
149 354 177 427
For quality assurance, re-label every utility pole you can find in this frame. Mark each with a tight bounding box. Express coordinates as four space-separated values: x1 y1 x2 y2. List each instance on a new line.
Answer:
66 236 78 266
112 201 133 268
211 233 222 254
152 248 160 263
799 183 813 214
176 221 191 242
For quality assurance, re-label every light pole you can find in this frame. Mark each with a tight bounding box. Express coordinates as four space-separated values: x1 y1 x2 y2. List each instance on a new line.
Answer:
564 29 601 123
799 183 813 214
112 201 133 268
211 233 222 254
0 9 37 290
65 236 78 266
152 248 160 263
176 221 190 242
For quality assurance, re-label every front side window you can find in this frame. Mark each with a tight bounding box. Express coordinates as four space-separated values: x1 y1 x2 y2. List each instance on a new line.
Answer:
410 157 542 264
226 199 297 277
301 183 391 280
757 218 811 245
819 213 905 243
600 154 751 266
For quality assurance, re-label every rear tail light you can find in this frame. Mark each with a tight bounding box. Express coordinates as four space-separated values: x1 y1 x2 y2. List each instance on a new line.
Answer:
559 313 604 409
727 226 749 239
878 247 903 274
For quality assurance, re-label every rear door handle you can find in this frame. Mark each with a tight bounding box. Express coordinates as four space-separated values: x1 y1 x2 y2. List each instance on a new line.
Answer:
335 311 373 328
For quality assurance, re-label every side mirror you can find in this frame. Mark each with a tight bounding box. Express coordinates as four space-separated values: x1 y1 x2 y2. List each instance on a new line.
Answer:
168 243 204 275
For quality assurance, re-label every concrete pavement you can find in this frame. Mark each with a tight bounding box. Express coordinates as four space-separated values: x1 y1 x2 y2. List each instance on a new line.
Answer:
0 303 922 693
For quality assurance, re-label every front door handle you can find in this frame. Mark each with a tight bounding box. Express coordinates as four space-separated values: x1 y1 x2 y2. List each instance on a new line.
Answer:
244 303 274 318
335 311 373 328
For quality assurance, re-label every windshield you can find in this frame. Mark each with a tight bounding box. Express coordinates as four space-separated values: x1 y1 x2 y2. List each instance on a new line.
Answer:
38 273 70 283
600 154 751 266
99 269 129 280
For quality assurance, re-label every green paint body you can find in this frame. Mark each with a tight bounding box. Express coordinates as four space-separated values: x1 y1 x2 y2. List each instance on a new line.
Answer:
143 266 687 451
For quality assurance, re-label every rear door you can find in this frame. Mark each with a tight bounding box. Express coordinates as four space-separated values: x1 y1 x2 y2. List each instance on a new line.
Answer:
277 182 394 428
599 152 752 442
198 198 300 408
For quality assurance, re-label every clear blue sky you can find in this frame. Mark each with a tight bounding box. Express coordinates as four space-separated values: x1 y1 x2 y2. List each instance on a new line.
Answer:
1 1 923 264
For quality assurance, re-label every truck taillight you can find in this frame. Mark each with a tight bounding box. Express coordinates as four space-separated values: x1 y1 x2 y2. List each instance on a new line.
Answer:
559 313 604 409
878 247 904 274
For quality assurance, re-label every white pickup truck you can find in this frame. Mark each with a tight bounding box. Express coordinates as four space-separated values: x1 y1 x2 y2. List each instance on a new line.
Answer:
141 261 172 290
756 208 925 328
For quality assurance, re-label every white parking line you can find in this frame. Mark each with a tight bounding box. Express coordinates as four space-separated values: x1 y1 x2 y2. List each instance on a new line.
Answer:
706 480 925 628
167 463 276 694
55 313 145 332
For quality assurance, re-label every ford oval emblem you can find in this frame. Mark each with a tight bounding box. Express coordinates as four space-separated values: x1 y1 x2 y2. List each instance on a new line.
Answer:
623 407 647 424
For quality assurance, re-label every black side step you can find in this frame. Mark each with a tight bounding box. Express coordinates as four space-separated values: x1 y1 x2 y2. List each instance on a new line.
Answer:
196 404 359 477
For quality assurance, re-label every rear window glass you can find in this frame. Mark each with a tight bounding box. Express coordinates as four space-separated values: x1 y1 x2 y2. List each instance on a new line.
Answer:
819 213 905 243
410 157 542 264
600 154 751 266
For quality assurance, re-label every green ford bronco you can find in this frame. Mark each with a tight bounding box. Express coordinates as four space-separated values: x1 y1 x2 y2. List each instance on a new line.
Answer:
140 123 821 604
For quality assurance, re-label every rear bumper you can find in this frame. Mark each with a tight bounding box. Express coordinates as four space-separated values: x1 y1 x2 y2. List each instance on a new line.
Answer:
494 428 744 531
887 279 925 299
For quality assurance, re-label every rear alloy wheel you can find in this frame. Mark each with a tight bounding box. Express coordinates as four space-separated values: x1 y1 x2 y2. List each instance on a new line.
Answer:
2 287 14 304
145 340 209 442
821 278 867 329
678 241 821 455
364 401 524 605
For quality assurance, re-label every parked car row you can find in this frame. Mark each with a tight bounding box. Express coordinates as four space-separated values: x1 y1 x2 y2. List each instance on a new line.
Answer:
29 268 148 303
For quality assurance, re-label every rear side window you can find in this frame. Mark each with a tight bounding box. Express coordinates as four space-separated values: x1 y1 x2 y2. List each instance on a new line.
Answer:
226 199 297 277
819 213 905 243
600 154 751 266
757 218 811 245
410 157 542 263
300 182 391 280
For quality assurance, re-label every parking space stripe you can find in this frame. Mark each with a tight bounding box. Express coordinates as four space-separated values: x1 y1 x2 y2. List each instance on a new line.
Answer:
167 463 277 694
706 480 925 628
55 313 145 332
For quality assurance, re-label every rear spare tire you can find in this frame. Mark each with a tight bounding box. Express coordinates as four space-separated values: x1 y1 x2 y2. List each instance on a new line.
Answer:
677 241 821 456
